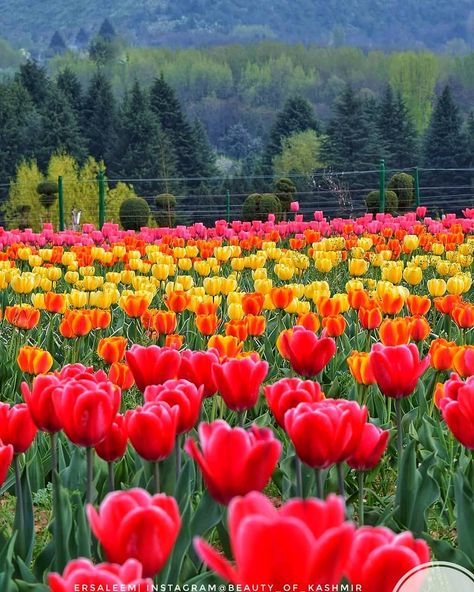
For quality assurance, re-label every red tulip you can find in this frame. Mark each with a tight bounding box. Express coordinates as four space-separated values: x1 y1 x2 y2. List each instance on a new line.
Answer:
185 420 281 505
48 558 153 592
279 326 336 378
212 357 268 411
439 374 474 449
21 373 63 433
178 349 220 398
285 400 367 469
0 440 13 486
125 402 178 462
347 423 390 471
52 376 121 447
95 414 128 462
0 403 37 454
57 363 108 382
264 377 325 427
345 526 430 592
369 343 430 399
87 489 181 577
194 491 354 585
126 344 181 392
144 379 203 434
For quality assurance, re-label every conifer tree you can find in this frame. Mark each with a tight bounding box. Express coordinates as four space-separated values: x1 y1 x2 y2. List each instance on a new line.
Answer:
82 70 117 162
56 67 82 115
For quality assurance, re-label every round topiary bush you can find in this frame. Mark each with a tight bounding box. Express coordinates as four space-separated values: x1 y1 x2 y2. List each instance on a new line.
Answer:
242 192 282 222
274 177 297 212
388 172 414 212
366 190 398 215
119 197 150 231
155 193 177 227
37 180 59 210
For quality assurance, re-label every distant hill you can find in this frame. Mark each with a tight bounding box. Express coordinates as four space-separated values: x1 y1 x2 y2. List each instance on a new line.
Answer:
1 0 473 51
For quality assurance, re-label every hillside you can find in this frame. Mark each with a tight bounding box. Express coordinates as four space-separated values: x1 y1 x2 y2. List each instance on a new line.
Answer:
1 0 473 51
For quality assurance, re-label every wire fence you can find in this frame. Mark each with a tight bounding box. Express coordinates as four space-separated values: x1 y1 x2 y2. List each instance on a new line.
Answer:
1 165 473 230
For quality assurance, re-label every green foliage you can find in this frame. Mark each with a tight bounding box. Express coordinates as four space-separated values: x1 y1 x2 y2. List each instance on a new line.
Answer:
273 130 324 177
387 172 414 212
119 196 150 230
366 189 398 214
274 177 296 211
242 192 281 221
155 193 177 227
37 180 58 210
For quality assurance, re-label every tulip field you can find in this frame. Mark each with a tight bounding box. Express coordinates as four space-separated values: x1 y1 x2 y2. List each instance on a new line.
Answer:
0 208 474 591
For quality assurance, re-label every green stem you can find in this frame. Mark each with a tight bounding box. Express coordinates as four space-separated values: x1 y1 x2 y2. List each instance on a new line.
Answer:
295 455 303 498
14 454 24 538
395 398 403 457
107 461 115 492
315 468 323 498
86 447 94 504
358 471 365 526
337 463 345 498
50 432 58 476
237 410 245 427
153 461 161 493
175 435 182 480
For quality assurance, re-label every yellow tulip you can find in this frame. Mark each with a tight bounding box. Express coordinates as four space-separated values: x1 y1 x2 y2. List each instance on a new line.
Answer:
348 258 369 276
446 275 465 295
403 266 422 286
69 289 88 308
228 303 244 320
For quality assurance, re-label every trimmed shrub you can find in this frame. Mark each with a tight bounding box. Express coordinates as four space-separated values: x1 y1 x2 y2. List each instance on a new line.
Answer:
274 177 297 212
37 180 58 210
243 193 282 222
155 193 177 227
366 190 398 215
119 197 150 231
388 172 414 212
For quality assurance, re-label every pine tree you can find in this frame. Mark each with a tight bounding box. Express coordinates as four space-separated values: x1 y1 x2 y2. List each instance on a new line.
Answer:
423 85 469 200
16 60 50 107
264 96 319 172
189 119 219 213
98 19 116 41
114 81 176 192
149 75 200 179
37 86 87 168
321 85 374 171
49 31 67 55
378 85 418 169
467 111 474 169
75 28 89 48
56 67 82 115
82 70 117 163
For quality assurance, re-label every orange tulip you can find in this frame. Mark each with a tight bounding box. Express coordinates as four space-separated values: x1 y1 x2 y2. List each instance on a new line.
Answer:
246 315 266 336
165 290 191 313
196 314 219 336
451 303 474 329
408 316 430 342
318 296 342 317
108 362 135 390
296 312 320 333
141 309 157 330
433 382 445 409
347 289 370 311
5 305 40 330
347 351 375 385
406 295 431 316
378 291 404 315
270 287 294 309
207 335 243 359
242 292 265 315
429 338 457 371
120 294 150 318
154 311 177 335
60 309 93 338
97 336 127 364
89 309 112 330
322 314 347 337
44 292 67 314
195 301 219 315
17 346 53 375
452 346 474 378
225 320 249 342
276 329 292 359
358 302 383 330
379 317 411 346
165 334 184 349
434 295 462 315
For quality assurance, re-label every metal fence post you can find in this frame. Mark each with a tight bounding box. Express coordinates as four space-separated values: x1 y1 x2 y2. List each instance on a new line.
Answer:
226 190 231 223
98 170 106 229
414 166 420 207
57 176 65 231
379 159 385 213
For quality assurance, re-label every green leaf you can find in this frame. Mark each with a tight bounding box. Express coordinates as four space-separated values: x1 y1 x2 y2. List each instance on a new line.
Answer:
14 462 35 565
454 470 474 563
0 531 17 592
52 471 72 572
